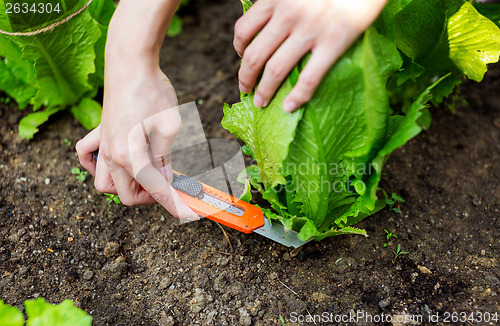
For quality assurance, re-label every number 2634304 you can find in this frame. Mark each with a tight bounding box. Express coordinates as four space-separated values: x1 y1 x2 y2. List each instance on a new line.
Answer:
5 2 61 14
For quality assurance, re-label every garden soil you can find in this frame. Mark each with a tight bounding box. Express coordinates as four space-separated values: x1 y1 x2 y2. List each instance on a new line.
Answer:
1 0 499 325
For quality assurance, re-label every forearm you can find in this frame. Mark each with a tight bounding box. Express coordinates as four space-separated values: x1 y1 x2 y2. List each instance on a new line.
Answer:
106 0 182 65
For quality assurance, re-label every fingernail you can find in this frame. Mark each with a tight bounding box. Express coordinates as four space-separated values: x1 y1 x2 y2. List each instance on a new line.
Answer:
239 82 250 93
254 94 266 108
179 214 201 225
284 100 298 113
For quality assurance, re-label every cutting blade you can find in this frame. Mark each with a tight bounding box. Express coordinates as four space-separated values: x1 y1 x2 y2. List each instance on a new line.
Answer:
253 218 312 248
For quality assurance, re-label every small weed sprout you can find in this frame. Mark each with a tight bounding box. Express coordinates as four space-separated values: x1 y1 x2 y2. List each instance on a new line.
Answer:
384 229 398 247
279 314 285 326
386 192 405 213
71 167 88 182
393 244 409 262
64 138 72 147
104 193 121 206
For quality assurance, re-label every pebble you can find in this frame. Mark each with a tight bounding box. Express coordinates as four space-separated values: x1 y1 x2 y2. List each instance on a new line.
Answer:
480 249 486 256
189 288 206 313
158 315 175 326
238 308 252 326
104 242 119 258
269 272 278 280
44 178 50 185
158 277 172 290
83 270 93 280
102 256 128 277
417 265 432 275
379 297 391 309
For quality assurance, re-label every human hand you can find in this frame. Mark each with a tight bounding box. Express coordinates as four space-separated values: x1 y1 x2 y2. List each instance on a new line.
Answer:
76 63 199 222
234 0 387 112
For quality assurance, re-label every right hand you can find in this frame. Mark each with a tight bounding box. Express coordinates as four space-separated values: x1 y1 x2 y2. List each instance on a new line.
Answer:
76 63 199 222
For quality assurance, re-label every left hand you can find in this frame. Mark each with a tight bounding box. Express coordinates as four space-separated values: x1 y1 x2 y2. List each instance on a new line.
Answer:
233 0 387 112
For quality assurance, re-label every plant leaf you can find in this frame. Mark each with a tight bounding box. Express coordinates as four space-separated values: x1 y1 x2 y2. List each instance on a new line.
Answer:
70 98 102 130
25 298 92 326
394 0 500 82
6 11 101 109
19 107 61 139
0 300 24 326
222 79 303 189
284 28 401 227
0 35 37 108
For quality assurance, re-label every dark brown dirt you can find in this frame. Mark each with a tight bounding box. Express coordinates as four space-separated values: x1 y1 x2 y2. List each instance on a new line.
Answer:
1 0 499 325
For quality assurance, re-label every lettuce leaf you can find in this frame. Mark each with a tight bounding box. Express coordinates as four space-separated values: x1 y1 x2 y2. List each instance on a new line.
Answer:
0 0 115 139
0 300 24 326
25 298 91 326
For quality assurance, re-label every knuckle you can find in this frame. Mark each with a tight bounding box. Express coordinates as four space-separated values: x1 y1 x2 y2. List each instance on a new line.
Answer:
75 140 83 155
149 190 170 206
266 63 285 80
300 73 321 91
118 195 134 206
234 19 245 41
110 144 129 166
242 51 261 71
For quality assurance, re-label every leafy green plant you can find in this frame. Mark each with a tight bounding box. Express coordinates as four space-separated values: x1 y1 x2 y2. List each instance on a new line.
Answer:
71 167 88 182
223 0 500 242
0 298 91 326
0 0 116 139
393 244 409 261
383 229 398 247
104 193 121 206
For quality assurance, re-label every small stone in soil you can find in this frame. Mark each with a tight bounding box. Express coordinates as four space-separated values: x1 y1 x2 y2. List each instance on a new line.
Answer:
104 242 119 258
83 270 93 280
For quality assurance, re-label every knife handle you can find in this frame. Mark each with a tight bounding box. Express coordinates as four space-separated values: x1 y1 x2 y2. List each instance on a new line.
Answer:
172 171 264 234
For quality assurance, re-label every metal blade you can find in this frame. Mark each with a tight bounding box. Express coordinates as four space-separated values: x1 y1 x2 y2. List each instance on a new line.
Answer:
200 194 245 216
253 218 312 248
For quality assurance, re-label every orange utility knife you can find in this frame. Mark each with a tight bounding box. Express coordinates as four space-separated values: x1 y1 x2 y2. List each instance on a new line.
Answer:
170 171 264 233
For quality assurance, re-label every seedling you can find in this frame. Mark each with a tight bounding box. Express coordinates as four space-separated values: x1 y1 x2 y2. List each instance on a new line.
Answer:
383 229 398 247
279 314 285 326
64 138 72 147
71 167 88 182
386 193 405 213
104 193 121 206
393 244 409 262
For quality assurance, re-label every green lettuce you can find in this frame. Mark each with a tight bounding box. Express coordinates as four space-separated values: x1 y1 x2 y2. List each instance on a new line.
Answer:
0 0 116 139
0 298 91 326
223 0 500 242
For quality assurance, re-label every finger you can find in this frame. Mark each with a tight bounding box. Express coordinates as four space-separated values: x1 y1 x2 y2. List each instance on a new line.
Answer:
135 164 199 221
94 153 118 194
283 45 346 113
127 121 199 221
76 125 101 176
233 0 274 58
238 18 292 97
109 167 157 206
254 35 312 108
143 106 182 180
